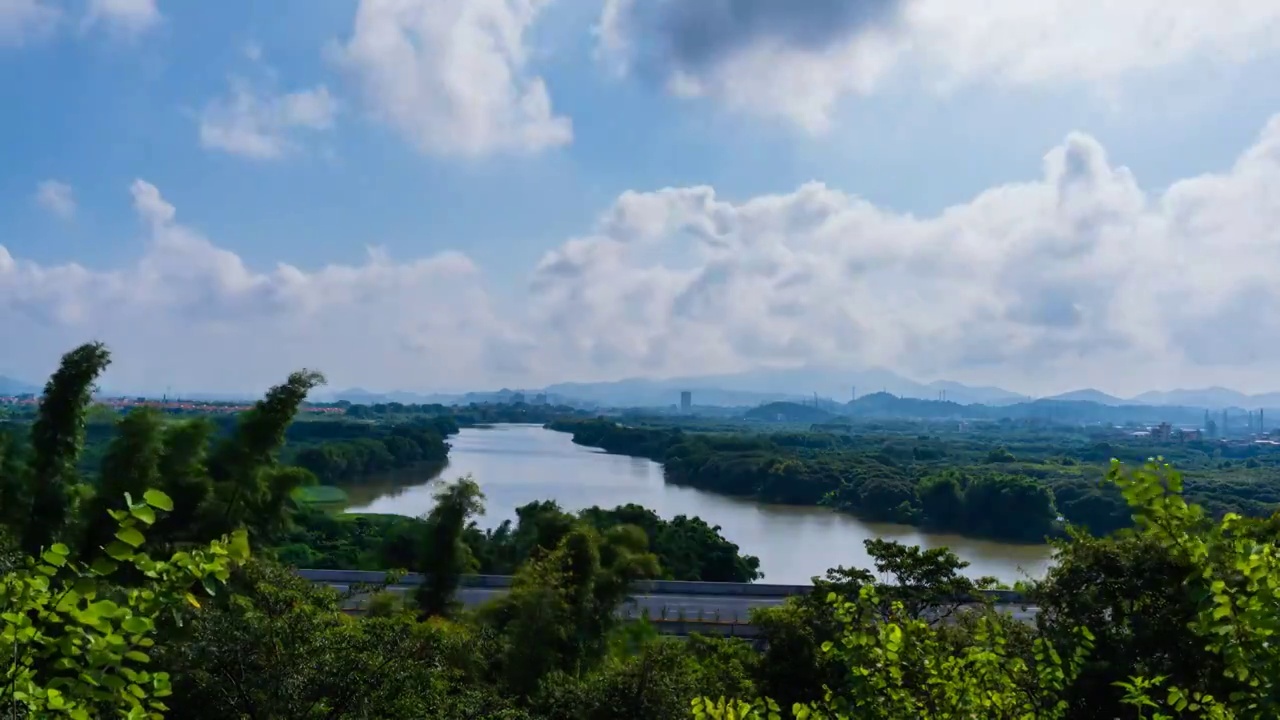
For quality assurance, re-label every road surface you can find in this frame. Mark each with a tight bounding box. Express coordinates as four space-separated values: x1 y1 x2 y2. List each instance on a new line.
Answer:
325 583 1041 625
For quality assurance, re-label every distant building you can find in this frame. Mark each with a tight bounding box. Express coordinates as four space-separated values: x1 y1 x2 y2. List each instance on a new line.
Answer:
534 393 547 405
510 392 526 404
680 391 692 414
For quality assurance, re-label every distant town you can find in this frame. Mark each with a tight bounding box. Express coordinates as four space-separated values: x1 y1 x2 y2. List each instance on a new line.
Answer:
0 393 345 416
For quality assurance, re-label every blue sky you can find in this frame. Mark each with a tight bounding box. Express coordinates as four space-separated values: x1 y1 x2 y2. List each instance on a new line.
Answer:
5 0 1280 397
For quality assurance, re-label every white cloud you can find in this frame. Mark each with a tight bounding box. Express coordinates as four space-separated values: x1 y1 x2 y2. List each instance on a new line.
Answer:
0 0 59 46
525 111 1280 395
82 0 160 37
335 0 572 158
598 0 1280 132
1 180 520 393
199 78 338 160
7 115 1280 396
34 180 75 219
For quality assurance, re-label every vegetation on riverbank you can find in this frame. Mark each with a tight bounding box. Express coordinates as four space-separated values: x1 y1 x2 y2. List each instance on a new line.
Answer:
288 418 456 484
550 417 1280 544
342 399 593 426
278 499 762 582
4 342 1280 719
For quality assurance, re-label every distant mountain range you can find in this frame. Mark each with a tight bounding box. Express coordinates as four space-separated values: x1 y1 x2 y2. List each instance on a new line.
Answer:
510 368 1280 411
537 366 1032 408
9 363 1280 412
1042 386 1280 410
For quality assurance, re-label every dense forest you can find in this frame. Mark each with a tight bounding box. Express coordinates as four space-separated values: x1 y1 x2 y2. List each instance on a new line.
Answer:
4 343 1280 719
551 418 1280 543
337 399 593 426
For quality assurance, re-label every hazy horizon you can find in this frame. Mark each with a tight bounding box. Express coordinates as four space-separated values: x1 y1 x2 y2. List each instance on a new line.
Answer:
8 362 1280 409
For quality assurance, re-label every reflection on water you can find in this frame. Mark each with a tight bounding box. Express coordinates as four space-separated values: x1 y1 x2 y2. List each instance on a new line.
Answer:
342 424 1054 584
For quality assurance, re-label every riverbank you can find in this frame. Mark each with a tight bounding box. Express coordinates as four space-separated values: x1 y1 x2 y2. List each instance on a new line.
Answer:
287 417 458 489
544 419 1068 546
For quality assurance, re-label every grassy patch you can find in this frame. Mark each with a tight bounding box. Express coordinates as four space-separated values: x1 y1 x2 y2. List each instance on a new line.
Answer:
292 484 349 509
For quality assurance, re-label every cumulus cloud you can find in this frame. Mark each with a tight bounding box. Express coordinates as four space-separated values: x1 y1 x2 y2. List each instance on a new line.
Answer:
525 111 1280 394
598 0 1280 131
0 0 59 46
34 179 75 219
335 0 572 158
0 180 522 394
199 78 337 160
7 115 1280 396
82 0 161 37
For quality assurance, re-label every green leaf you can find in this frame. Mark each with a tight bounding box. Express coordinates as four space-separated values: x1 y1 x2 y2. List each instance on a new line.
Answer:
115 526 146 548
105 541 134 561
121 616 152 634
227 530 251 560
142 489 174 512
90 557 119 576
129 504 156 525
94 599 121 615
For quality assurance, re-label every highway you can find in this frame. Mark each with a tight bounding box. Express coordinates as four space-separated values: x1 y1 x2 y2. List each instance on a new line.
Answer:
324 583 1041 626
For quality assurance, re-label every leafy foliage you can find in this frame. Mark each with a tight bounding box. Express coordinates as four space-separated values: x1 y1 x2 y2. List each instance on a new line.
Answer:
1 489 248 719
1104 459 1280 719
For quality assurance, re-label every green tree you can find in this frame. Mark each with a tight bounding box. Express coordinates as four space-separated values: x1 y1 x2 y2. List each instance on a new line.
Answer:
1106 459 1280 719
19 342 112 555
161 560 516 720
0 428 28 535
201 369 326 542
149 418 216 546
695 585 1091 720
1032 529 1225 719
533 636 758 720
751 539 999 710
80 408 165 559
917 471 964 530
485 524 660 696
417 476 485 618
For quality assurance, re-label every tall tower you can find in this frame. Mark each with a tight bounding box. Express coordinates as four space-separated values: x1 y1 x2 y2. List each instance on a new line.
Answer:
680 391 692 414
